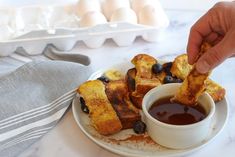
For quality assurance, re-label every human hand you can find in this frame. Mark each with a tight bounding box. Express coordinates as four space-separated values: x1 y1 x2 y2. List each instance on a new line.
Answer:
187 1 235 73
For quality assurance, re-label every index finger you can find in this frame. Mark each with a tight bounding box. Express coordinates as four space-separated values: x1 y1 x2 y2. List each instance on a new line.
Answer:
187 10 214 64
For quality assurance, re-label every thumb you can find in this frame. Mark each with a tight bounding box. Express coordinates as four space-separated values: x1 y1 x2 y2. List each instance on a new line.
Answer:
196 32 235 73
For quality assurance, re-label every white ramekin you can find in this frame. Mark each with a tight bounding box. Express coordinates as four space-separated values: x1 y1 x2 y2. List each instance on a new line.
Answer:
142 83 215 149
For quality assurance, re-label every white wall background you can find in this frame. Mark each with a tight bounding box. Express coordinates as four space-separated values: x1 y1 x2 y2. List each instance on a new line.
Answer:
159 0 232 11
0 0 232 10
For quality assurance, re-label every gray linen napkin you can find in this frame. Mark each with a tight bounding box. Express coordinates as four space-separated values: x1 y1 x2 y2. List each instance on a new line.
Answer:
0 60 92 157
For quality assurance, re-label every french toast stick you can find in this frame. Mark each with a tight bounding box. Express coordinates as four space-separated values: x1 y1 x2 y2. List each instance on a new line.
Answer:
78 80 122 135
126 68 144 109
171 53 225 102
205 79 226 102
105 80 141 129
171 54 193 80
129 54 161 108
173 43 212 106
131 54 161 95
131 54 157 79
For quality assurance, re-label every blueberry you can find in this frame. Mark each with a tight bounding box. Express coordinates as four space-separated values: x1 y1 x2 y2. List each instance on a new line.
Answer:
97 76 109 83
80 97 85 105
163 75 175 84
163 62 173 69
174 78 183 83
163 62 173 74
152 63 163 74
165 71 172 77
80 97 89 114
82 105 89 114
133 121 146 134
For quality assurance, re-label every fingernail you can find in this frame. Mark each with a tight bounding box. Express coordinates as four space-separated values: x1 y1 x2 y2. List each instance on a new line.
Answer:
196 60 210 73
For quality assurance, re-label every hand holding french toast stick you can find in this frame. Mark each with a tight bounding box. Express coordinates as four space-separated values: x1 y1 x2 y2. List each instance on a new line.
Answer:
187 1 235 74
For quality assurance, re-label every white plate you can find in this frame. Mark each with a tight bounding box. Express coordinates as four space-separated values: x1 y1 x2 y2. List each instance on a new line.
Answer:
72 62 229 157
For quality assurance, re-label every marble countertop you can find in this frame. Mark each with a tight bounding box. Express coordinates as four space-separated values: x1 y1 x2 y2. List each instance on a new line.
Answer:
1 9 235 157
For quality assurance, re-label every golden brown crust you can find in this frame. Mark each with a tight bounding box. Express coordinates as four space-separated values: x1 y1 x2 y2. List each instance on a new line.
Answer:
105 80 141 129
170 53 225 103
153 71 166 83
104 70 124 81
78 80 122 135
129 93 144 109
134 77 161 95
128 54 161 108
171 54 192 80
126 68 137 93
126 68 144 109
131 54 157 79
174 68 210 106
173 43 212 106
205 79 226 102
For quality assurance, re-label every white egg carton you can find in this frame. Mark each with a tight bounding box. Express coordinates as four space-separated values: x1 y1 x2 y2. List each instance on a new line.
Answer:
0 0 169 56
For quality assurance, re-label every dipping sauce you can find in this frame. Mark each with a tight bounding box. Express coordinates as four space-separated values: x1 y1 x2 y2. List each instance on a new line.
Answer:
148 96 207 125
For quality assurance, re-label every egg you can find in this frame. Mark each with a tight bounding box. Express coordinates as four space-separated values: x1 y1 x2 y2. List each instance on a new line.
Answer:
138 5 169 28
79 11 107 27
110 8 137 24
75 0 101 17
102 0 130 21
131 0 153 13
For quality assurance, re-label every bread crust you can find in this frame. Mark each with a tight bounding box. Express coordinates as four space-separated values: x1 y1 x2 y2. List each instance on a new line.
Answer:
105 80 141 129
171 54 192 80
78 80 122 135
173 43 212 106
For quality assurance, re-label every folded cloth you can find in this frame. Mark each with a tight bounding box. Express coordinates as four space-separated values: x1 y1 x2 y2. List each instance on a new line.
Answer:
0 60 92 157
